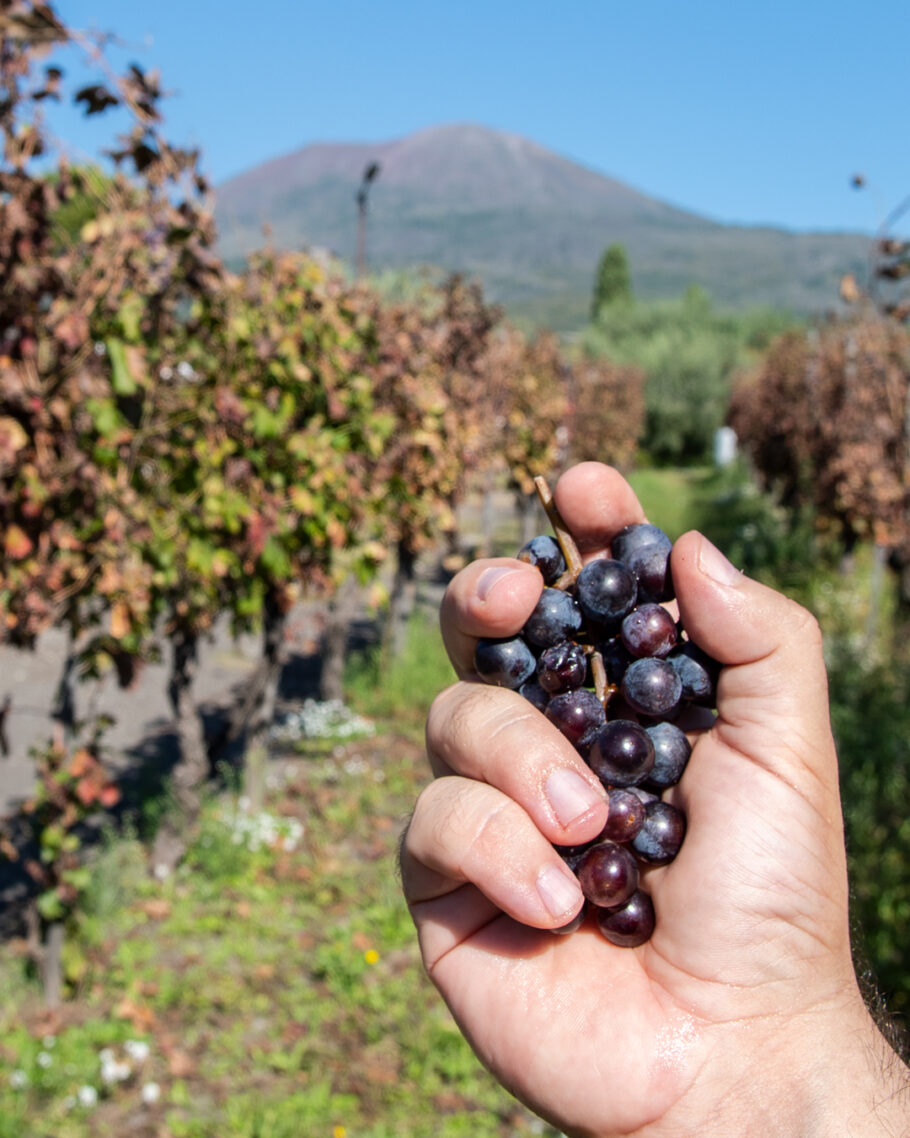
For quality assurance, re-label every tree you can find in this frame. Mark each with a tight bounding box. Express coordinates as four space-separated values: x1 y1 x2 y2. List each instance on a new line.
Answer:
370 274 503 654
0 3 388 885
729 316 910 605
583 288 795 465
566 354 646 473
591 243 633 319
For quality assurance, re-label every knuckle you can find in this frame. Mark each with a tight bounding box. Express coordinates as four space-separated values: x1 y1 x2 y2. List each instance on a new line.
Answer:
789 599 823 651
460 793 522 872
412 774 456 818
426 681 519 758
425 681 464 742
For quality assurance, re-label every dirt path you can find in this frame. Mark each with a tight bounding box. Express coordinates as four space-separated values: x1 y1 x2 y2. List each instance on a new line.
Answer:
0 606 324 819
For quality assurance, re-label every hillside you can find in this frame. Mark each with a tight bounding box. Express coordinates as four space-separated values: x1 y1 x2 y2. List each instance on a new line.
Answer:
214 123 870 330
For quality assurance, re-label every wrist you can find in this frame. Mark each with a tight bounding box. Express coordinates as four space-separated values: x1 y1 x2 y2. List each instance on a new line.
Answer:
638 992 909 1138
706 997 909 1138
804 1001 909 1138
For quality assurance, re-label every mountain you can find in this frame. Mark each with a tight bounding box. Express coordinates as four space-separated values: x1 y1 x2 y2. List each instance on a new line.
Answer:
214 123 870 330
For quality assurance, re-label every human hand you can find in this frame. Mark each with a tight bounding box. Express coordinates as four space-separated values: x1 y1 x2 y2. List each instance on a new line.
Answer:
400 462 909 1137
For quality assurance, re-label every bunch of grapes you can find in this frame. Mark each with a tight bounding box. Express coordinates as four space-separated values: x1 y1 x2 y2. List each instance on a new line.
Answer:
473 478 719 947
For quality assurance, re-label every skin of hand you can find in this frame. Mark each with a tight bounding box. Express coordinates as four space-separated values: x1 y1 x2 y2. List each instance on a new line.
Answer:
400 462 910 1138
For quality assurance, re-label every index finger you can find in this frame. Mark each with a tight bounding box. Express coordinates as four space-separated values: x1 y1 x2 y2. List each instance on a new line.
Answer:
441 464 649 677
552 462 647 557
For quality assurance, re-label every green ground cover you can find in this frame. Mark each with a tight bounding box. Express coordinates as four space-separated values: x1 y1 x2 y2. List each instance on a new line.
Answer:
0 703 552 1137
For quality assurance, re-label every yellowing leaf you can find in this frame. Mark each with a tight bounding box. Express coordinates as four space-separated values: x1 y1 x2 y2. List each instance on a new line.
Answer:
4 525 33 560
110 602 131 639
0 417 28 459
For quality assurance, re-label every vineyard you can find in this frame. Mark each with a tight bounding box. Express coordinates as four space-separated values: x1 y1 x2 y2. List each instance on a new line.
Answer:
2 3 910 1135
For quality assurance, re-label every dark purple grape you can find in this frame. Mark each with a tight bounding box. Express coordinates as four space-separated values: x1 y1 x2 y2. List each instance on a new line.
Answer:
595 889 655 947
627 542 674 604
554 837 598 870
474 636 536 689
621 657 683 719
575 559 637 626
588 719 655 788
523 587 583 648
575 841 639 908
519 680 550 713
555 789 645 862
537 640 589 694
620 603 679 659
517 535 567 585
601 788 646 842
669 641 720 706
631 800 686 865
626 785 660 806
644 721 692 790
611 523 672 564
545 688 605 748
599 636 633 685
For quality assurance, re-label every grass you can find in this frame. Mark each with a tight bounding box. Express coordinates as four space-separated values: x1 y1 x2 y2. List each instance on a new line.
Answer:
0 721 553 1137
344 614 457 734
626 466 709 538
0 613 551 1137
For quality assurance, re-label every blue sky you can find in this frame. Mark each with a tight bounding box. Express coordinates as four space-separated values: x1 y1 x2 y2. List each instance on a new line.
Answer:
52 1 908 234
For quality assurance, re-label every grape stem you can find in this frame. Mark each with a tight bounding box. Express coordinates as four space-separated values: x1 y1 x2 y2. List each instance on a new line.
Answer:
589 648 609 706
533 476 584 586
533 475 610 709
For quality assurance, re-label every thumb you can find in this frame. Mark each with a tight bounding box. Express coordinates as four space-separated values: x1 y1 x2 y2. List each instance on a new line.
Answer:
657 533 854 999
672 531 838 805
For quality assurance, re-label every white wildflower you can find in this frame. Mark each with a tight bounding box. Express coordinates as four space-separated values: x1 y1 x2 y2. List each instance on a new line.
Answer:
100 1055 132 1084
9 1069 28 1089
214 803 305 853
140 1081 161 1104
125 1040 150 1063
270 698 375 743
77 1085 98 1107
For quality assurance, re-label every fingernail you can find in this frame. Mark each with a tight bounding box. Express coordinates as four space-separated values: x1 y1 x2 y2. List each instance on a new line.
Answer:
697 536 744 587
477 565 529 601
545 768 607 828
536 863 583 920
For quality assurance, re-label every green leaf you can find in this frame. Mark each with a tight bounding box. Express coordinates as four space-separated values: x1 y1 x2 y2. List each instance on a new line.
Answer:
40 823 65 857
116 293 144 341
260 538 291 579
187 537 216 574
61 866 91 893
251 404 281 439
106 338 138 395
36 889 67 922
86 397 123 436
